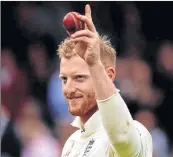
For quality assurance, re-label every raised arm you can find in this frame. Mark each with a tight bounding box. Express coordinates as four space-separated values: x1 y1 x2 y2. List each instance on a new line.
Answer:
71 4 152 156
89 62 141 156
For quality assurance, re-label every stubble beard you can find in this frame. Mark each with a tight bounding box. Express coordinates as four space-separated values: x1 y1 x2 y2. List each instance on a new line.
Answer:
68 96 98 117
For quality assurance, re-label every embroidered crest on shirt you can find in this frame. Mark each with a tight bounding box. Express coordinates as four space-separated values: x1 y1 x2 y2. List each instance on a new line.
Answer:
82 138 95 157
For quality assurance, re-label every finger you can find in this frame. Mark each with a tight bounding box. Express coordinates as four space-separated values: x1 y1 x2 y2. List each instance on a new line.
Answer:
85 4 92 29
73 36 90 58
85 4 92 20
77 14 96 33
71 29 94 38
72 36 90 44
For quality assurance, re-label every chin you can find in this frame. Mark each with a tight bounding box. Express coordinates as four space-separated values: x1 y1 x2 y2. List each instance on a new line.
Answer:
68 103 97 117
67 100 84 116
69 108 87 116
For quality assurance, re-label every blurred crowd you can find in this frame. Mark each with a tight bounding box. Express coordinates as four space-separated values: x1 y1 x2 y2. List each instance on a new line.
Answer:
1 2 173 157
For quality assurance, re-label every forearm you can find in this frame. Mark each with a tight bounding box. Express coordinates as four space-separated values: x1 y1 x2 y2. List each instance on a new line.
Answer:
97 93 141 156
88 62 141 156
88 62 116 100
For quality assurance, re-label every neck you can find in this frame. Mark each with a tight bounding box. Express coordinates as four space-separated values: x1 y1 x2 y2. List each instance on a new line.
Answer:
80 106 98 130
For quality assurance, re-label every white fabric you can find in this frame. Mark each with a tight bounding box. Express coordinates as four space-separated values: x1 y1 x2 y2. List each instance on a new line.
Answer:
61 91 152 157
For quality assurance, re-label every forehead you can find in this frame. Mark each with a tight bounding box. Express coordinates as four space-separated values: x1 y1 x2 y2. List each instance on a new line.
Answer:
60 56 90 76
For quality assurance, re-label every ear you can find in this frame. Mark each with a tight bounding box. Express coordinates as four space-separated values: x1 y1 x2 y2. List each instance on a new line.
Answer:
106 67 116 81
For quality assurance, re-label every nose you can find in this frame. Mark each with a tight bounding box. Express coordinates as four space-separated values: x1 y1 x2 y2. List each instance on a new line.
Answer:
63 80 76 95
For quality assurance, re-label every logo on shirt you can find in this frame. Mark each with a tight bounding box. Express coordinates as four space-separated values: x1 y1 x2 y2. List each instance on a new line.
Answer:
82 138 95 157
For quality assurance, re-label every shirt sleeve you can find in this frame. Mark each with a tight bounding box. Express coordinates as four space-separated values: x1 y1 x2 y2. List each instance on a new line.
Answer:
96 91 152 157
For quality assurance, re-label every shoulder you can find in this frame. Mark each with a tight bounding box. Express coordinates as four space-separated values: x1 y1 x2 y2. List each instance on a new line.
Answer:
61 129 81 154
133 120 152 141
133 120 153 156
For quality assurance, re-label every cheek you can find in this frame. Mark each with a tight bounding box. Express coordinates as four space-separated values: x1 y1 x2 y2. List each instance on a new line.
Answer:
84 87 96 105
81 80 94 94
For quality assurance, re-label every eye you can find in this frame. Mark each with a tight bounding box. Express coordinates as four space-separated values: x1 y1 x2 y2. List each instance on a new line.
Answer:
75 75 85 82
61 76 67 84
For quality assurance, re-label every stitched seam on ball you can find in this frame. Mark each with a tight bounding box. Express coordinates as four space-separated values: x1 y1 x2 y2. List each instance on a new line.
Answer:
74 12 82 30
70 13 79 31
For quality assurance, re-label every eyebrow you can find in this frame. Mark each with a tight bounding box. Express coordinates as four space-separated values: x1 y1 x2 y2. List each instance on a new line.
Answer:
59 75 65 79
59 73 90 78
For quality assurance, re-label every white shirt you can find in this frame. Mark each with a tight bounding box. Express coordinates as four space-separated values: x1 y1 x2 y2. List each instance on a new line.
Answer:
61 91 153 157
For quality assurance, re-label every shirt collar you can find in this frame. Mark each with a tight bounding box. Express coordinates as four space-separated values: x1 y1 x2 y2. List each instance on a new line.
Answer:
71 111 102 137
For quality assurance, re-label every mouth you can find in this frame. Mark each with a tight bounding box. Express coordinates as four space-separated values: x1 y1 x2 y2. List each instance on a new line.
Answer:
67 96 82 101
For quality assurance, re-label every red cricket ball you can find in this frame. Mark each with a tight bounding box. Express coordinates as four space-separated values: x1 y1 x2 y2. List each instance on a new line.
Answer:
63 12 85 36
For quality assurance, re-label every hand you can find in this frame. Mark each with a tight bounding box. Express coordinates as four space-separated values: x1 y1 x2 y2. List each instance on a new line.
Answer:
71 4 101 66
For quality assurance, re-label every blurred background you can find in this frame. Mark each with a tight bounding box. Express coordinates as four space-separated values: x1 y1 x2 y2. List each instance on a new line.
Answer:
1 1 173 157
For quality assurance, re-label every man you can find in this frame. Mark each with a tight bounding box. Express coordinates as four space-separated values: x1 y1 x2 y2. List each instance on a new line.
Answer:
58 4 152 157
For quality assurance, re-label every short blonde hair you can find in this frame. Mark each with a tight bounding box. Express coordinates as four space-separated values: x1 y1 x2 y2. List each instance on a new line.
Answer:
57 35 116 68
